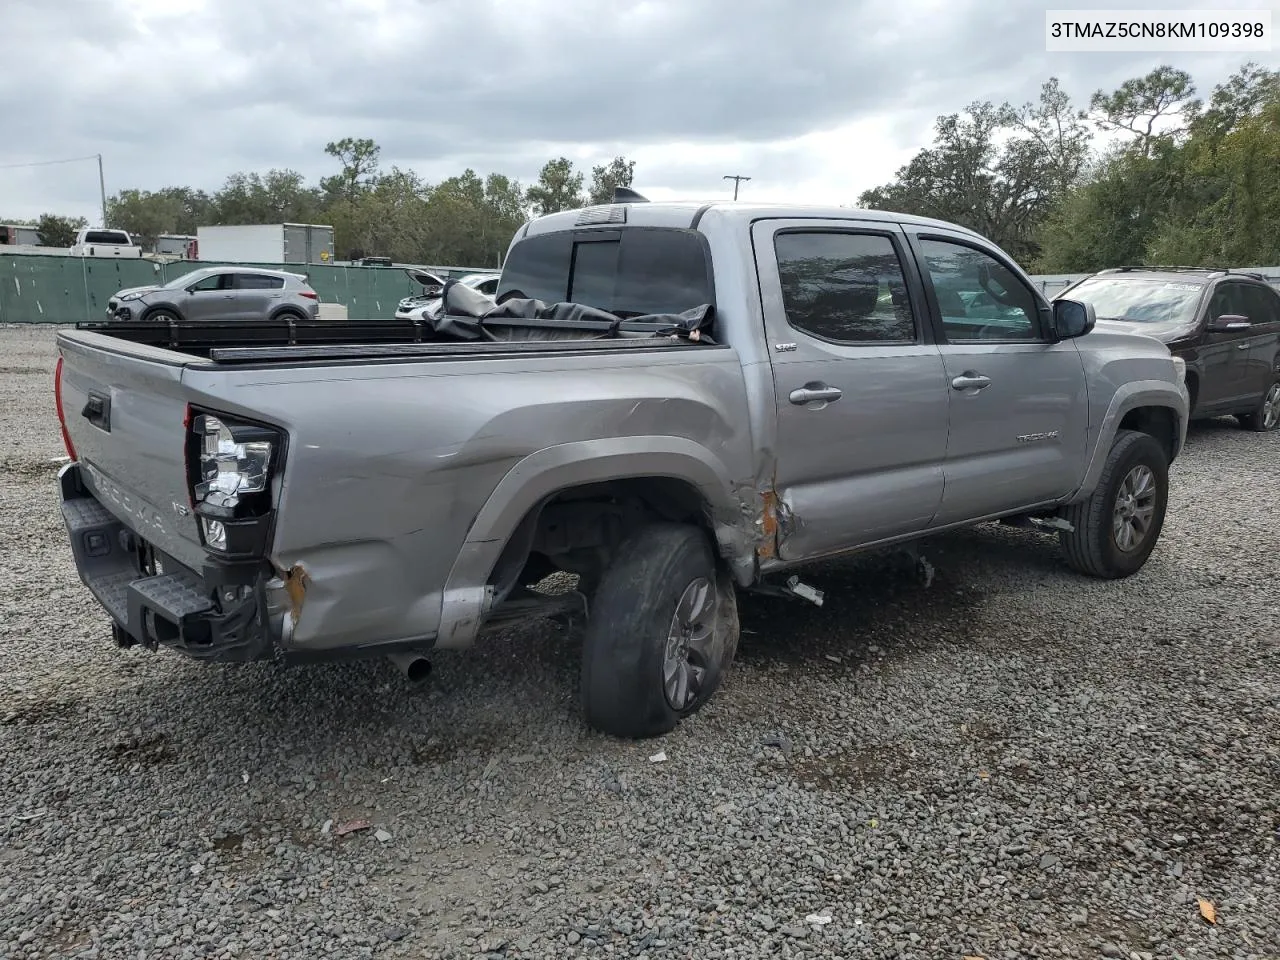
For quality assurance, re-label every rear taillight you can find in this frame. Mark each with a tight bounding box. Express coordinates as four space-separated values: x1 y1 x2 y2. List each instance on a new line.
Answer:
54 356 77 460
298 291 318 300
185 409 282 556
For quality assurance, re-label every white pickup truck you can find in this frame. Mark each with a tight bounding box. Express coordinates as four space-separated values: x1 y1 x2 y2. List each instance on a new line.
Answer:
69 228 143 258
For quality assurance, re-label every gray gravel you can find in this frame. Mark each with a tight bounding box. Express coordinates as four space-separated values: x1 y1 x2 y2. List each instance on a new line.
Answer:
2 322 1278 959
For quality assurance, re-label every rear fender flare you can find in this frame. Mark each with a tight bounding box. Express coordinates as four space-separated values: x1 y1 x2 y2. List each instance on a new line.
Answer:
435 436 757 649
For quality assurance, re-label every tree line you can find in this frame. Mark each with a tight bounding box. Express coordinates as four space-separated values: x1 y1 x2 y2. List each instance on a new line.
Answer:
5 147 636 266
859 62 1280 272
8 62 1277 271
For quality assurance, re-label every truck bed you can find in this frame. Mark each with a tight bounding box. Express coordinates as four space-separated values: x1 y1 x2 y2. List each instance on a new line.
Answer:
75 317 721 365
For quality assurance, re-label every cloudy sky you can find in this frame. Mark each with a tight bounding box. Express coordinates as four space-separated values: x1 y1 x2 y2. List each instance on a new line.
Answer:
1 0 1275 225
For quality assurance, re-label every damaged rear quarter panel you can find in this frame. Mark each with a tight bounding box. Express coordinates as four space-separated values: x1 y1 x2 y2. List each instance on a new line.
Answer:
182 345 759 652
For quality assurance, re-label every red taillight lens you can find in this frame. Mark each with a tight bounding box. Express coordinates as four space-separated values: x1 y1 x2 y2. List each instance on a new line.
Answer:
298 291 318 300
54 355 77 461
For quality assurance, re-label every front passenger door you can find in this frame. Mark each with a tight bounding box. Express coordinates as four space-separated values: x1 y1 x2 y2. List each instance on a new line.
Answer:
909 232 1090 527
182 272 234 321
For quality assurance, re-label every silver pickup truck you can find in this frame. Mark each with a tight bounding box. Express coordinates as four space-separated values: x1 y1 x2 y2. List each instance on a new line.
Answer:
54 197 1189 738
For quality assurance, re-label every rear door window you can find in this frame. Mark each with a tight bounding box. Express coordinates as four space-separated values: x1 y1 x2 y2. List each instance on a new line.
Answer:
234 273 285 290
1240 284 1280 326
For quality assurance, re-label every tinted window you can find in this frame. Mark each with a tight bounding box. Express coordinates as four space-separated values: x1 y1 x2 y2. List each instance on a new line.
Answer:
570 238 621 307
234 273 285 290
1240 284 1280 325
190 273 225 292
85 230 129 244
919 238 1039 341
1208 282 1248 321
774 232 915 343
496 228 713 316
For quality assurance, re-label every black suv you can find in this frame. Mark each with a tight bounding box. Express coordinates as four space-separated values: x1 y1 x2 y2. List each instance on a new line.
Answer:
1059 267 1280 431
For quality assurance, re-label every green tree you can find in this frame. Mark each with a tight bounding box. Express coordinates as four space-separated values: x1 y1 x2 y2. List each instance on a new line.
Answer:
107 188 185 247
214 170 322 224
1089 66 1199 158
525 157 584 215
35 213 86 247
321 137 381 203
859 79 1091 262
587 156 636 205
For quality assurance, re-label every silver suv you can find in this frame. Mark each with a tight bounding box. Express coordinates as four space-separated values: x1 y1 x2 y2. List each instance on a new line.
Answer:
107 267 320 323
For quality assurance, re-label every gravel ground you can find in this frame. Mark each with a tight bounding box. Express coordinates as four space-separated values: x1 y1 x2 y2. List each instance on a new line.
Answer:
2 322 1278 960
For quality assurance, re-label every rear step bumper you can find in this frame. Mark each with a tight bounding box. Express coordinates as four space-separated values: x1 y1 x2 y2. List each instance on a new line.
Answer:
59 463 276 661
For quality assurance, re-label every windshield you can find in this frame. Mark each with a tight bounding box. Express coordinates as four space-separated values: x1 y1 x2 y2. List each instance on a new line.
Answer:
162 269 214 289
1064 276 1204 325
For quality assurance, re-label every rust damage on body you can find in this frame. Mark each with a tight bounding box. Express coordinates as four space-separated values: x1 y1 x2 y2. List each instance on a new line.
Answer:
282 563 310 628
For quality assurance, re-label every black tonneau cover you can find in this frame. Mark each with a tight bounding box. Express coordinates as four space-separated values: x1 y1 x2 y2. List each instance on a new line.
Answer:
75 279 716 359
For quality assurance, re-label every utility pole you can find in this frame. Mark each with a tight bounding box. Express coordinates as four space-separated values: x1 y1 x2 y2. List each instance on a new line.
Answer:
722 174 751 200
97 154 108 227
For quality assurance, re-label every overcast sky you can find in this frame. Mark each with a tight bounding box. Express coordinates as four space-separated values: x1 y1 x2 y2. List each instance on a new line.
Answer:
1 0 1275 225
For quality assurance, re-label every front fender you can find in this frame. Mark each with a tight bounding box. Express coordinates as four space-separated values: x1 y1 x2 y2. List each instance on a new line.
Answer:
1070 379 1189 503
435 436 757 649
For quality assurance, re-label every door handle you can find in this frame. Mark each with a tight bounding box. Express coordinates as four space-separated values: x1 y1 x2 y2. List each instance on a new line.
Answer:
951 374 992 391
789 384 843 405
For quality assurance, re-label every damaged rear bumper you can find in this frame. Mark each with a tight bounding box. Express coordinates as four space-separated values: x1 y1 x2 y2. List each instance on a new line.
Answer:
58 462 287 661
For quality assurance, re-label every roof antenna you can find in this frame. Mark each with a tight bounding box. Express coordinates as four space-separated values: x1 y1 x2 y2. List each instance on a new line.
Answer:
612 186 649 204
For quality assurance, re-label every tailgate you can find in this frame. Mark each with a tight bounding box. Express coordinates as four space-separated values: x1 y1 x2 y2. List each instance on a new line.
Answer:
57 333 205 571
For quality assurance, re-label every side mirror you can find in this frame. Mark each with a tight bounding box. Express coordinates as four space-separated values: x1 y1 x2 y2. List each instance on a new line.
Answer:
1208 313 1251 332
1051 298 1096 340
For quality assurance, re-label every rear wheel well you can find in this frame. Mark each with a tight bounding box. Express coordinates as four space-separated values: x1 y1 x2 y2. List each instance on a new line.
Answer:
487 477 717 602
1118 406 1178 463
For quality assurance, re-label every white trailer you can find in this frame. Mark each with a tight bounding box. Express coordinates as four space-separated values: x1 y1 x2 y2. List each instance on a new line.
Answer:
196 223 335 264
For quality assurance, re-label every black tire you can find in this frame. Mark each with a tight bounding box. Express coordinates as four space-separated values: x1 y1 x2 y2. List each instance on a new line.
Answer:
272 309 306 321
1236 372 1280 432
580 523 739 739
143 308 181 323
1059 429 1169 579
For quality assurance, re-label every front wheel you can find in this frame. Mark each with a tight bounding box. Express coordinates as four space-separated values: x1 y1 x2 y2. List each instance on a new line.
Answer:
1058 429 1169 579
580 523 739 739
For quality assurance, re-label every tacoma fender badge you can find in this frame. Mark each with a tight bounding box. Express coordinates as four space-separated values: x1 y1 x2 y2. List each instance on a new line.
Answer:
774 342 798 353
1016 430 1060 443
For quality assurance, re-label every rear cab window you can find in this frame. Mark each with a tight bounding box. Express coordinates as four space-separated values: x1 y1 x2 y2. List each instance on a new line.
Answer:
84 230 131 245
496 228 714 317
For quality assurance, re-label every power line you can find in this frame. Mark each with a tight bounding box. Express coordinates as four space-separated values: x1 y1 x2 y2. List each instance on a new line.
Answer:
0 153 109 227
0 153 103 171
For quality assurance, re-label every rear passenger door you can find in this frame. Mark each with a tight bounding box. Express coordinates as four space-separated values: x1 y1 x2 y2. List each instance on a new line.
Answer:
753 219 950 559
905 230 1090 527
1200 281 1255 408
231 273 286 320
1240 283 1280 397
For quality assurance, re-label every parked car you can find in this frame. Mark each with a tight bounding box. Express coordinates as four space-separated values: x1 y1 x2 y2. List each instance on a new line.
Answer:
105 266 320 323
394 270 500 321
1057 266 1280 431
53 196 1188 739
70 227 142 258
